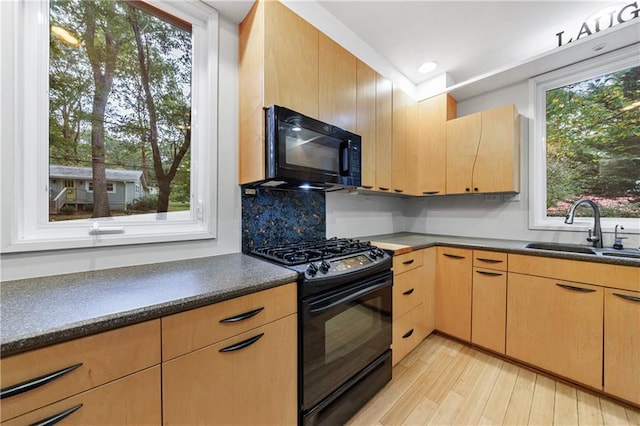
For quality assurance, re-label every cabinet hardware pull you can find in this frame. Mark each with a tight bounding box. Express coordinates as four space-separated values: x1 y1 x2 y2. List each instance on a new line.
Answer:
422 191 440 195
403 288 415 295
361 185 373 189
555 283 596 293
476 258 502 264
474 187 479 192
475 270 503 277
465 188 470 192
613 293 640 303
443 253 465 259
0 363 83 399
402 259 415 265
219 333 264 353
394 189 404 193
30 404 83 426
379 187 390 191
219 307 264 323
402 329 414 339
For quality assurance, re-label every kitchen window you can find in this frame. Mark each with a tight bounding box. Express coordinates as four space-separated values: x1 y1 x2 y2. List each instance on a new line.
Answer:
530 45 639 234
1 0 219 252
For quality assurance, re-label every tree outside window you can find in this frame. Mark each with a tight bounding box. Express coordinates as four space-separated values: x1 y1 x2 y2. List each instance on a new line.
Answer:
545 65 640 219
49 0 192 221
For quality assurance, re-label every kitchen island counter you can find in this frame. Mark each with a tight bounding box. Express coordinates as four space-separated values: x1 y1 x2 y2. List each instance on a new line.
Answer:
0 253 298 357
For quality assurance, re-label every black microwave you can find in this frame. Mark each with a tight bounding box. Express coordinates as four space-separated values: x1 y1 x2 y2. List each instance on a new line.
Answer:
264 105 361 190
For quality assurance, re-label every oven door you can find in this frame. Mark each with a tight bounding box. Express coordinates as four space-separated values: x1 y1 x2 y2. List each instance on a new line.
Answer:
301 270 392 411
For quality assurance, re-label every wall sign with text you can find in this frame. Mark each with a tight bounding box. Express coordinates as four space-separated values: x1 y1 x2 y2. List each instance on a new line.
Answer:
556 1 639 47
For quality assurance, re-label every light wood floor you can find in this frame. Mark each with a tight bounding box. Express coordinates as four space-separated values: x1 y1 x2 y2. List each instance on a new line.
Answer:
347 334 640 425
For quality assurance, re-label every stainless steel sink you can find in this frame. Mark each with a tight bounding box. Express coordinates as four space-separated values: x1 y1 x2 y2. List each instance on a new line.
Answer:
525 242 640 260
525 242 597 255
601 250 640 260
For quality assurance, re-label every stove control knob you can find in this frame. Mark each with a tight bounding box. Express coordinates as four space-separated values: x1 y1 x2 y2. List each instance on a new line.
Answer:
319 260 330 273
369 250 378 260
306 263 318 276
376 248 386 258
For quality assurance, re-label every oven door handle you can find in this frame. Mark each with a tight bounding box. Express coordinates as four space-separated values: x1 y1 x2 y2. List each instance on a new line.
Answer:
308 279 390 314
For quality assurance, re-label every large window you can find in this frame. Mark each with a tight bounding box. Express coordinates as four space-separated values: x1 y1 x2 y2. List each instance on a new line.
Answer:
1 0 219 252
530 46 639 233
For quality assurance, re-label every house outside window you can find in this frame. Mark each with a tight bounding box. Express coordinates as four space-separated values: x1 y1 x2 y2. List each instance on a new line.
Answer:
1 0 219 252
530 45 639 234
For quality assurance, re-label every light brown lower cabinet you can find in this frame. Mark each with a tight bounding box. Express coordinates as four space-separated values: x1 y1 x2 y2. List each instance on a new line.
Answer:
162 314 298 426
436 247 472 341
604 288 640 405
3 367 161 426
471 267 506 354
506 272 603 389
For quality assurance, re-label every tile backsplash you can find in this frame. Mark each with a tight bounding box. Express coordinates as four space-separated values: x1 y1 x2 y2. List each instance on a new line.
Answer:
241 187 325 252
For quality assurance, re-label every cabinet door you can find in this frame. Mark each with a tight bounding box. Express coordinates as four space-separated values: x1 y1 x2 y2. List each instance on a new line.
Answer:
4 367 161 426
391 85 408 194
506 273 603 389
417 94 456 195
264 0 318 118
446 113 480 194
436 247 472 341
472 268 506 353
163 315 297 426
422 248 436 334
375 76 393 192
474 104 520 193
356 60 377 189
604 288 640 405
319 33 356 132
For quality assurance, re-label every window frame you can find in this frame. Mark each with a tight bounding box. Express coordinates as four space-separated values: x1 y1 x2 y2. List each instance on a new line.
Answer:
1 0 219 253
529 44 640 234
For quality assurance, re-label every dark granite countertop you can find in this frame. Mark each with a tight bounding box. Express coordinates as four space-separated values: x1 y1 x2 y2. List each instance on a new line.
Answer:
359 232 640 268
0 253 298 357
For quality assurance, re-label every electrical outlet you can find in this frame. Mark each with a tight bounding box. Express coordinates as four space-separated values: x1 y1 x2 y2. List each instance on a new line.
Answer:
485 194 501 202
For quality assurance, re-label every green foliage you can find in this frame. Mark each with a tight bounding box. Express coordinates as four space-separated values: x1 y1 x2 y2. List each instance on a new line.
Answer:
546 65 640 218
131 195 159 212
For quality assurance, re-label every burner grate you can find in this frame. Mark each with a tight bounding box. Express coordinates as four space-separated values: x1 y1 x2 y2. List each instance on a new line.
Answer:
251 238 373 266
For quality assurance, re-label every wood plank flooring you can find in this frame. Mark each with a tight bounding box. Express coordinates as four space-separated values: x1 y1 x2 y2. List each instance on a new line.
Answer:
347 334 640 425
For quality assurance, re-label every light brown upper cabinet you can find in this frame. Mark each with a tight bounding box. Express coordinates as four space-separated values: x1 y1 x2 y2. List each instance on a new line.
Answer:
416 94 457 196
319 33 357 133
375 75 393 192
356 60 377 189
446 104 520 194
239 0 319 185
392 85 409 194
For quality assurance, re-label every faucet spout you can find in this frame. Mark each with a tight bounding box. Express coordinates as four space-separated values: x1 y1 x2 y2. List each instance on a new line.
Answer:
564 199 603 248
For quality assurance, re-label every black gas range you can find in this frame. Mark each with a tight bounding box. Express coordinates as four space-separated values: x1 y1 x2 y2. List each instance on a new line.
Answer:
250 238 393 426
251 238 392 296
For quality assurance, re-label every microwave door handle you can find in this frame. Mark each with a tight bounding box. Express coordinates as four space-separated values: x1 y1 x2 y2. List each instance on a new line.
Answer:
339 141 349 175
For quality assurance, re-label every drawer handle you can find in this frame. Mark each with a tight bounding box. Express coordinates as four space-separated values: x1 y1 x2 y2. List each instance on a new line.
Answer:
443 253 465 259
219 307 264 323
361 185 373 189
555 283 596 293
0 363 83 399
394 189 404 193
402 259 415 265
402 329 414 339
402 288 415 296
475 270 503 277
31 404 83 426
379 187 390 191
219 333 264 353
476 258 503 264
613 293 640 303
422 191 440 195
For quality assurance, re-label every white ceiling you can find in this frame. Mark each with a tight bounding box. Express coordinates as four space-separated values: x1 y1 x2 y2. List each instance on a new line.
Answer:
209 1 632 88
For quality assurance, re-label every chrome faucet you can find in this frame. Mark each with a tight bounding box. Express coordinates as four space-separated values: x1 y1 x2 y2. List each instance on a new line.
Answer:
564 199 603 248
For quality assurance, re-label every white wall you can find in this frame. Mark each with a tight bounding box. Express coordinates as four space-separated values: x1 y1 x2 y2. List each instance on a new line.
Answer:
326 191 406 238
0 17 243 281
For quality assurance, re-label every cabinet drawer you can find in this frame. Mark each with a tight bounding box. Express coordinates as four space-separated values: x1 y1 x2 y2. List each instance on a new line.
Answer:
3 367 161 426
162 283 296 360
473 250 507 271
393 251 423 274
392 304 427 366
604 288 640 405
393 266 424 320
163 314 297 426
0 320 160 422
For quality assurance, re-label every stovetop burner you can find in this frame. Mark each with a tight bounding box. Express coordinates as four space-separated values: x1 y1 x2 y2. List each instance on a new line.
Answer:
252 237 375 266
